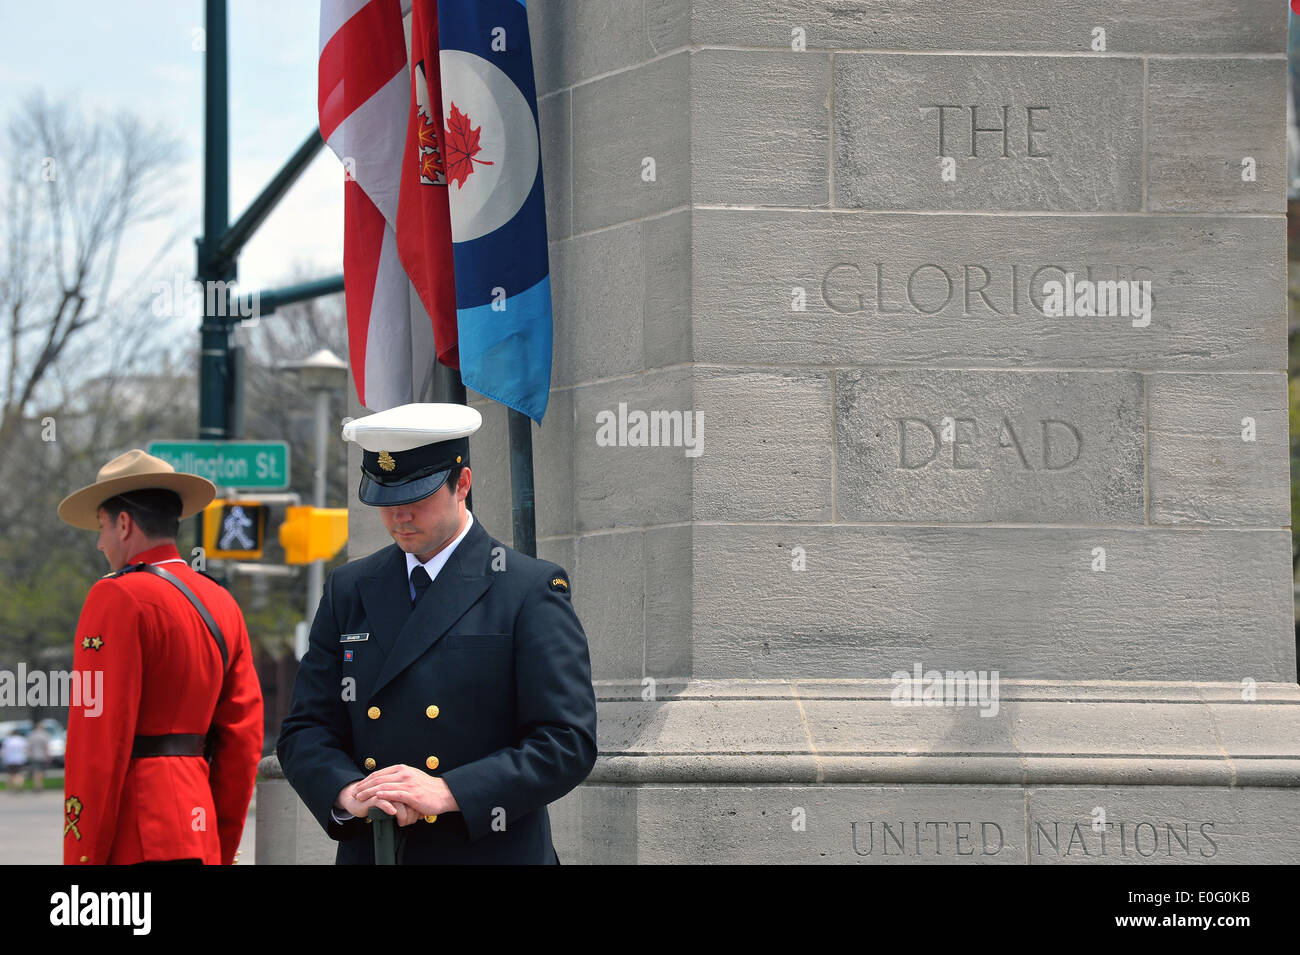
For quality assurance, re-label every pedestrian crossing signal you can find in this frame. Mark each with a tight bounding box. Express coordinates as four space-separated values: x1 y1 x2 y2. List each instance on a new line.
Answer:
203 500 268 559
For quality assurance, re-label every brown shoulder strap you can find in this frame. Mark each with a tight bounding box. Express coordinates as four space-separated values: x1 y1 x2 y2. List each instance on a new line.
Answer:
114 562 229 671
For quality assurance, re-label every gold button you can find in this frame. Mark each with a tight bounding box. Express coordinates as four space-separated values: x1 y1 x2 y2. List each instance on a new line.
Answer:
80 856 88 862
425 755 439 770
426 705 439 719
424 814 438 824
367 706 381 720
364 757 376 770
365 817 372 824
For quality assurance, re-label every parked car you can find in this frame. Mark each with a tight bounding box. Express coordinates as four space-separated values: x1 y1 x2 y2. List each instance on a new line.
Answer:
41 720 66 768
0 719 66 768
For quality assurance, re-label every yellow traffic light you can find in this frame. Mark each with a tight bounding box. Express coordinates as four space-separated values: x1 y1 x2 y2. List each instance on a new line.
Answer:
203 500 268 559
279 506 349 564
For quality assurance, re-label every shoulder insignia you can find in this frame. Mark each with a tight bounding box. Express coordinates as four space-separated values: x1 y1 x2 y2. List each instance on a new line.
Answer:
549 576 569 593
80 635 104 651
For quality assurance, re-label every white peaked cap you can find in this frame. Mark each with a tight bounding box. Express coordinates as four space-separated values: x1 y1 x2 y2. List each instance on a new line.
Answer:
342 403 483 452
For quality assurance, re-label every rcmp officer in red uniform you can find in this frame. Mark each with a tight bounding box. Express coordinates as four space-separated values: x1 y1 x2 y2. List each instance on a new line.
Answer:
57 450 264 865
277 403 598 864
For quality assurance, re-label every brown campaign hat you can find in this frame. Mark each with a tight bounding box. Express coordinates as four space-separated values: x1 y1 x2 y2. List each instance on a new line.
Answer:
57 449 216 531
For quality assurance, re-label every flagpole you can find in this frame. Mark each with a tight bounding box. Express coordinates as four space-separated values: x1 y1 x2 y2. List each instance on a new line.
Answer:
506 408 536 559
433 363 475 517
433 363 534 558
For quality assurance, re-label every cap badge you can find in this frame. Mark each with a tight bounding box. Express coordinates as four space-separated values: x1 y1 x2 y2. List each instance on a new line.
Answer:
378 451 397 472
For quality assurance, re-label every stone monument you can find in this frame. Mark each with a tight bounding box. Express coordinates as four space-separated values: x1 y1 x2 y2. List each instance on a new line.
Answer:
258 1 1300 863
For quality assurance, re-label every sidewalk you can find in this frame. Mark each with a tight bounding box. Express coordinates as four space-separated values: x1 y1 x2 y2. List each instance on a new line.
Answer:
0 789 257 864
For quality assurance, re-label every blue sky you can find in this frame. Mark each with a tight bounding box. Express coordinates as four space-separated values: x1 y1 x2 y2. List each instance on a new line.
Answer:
0 0 342 335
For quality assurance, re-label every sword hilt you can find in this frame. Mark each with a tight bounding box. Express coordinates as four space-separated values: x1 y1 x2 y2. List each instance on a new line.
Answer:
368 807 397 865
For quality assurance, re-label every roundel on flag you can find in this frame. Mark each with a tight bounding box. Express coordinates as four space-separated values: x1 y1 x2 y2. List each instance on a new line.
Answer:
439 49 539 244
437 0 550 311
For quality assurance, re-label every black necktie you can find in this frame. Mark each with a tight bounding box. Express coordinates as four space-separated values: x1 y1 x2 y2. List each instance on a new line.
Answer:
411 565 432 606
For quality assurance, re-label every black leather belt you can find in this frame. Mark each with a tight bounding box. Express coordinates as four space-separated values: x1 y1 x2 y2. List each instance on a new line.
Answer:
114 562 230 765
132 734 207 758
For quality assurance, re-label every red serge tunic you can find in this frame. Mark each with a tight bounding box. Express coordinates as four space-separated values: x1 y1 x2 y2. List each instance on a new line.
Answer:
62 544 264 864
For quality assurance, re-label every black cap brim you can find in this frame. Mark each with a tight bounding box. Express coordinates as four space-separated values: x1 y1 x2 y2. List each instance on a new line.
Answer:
357 467 453 506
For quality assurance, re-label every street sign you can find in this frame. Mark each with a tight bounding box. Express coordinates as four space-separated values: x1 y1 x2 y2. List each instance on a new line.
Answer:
149 440 290 490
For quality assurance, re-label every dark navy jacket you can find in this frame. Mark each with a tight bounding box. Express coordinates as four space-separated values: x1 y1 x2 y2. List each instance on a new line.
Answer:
276 516 598 864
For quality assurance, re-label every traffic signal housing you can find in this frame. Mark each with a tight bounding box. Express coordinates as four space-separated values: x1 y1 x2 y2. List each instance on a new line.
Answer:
279 506 349 565
203 500 268 560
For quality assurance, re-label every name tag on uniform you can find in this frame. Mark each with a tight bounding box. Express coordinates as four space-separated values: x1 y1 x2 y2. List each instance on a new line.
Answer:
340 632 370 643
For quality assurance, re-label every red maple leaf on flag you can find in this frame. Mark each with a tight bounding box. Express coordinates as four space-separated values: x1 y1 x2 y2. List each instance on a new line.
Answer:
444 101 493 189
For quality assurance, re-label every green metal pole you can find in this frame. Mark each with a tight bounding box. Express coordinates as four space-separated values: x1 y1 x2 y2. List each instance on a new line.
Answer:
217 130 326 265
235 274 344 317
192 3 344 559
198 0 231 442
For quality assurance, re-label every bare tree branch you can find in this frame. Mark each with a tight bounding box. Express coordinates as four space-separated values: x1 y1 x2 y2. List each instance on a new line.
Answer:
0 93 183 444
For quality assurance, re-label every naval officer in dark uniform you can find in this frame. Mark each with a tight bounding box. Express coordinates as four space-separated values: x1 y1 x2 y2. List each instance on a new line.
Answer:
277 403 598 864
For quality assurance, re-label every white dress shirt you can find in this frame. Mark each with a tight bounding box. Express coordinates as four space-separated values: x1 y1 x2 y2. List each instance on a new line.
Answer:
331 511 474 823
405 511 475 599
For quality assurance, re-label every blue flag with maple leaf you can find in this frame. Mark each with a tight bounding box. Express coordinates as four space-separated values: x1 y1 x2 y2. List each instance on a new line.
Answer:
436 0 552 424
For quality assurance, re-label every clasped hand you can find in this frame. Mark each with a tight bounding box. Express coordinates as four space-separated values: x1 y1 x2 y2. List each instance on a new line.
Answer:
336 765 459 827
